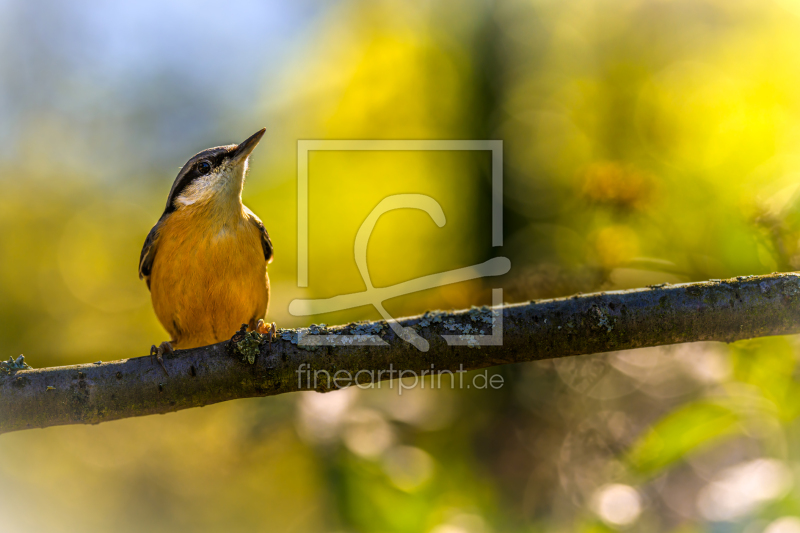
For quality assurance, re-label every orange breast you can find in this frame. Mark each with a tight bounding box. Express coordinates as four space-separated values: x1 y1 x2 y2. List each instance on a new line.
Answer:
149 206 269 349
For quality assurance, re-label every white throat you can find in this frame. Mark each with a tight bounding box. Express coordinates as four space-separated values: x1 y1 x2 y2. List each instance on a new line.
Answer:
176 159 248 210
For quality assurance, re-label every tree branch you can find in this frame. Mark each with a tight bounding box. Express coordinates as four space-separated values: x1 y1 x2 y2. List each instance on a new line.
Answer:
3 272 800 434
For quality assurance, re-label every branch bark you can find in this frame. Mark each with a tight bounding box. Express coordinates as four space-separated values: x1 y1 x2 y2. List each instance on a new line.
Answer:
3 272 800 434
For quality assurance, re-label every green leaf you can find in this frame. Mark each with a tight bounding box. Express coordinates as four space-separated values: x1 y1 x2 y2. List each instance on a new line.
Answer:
626 401 741 477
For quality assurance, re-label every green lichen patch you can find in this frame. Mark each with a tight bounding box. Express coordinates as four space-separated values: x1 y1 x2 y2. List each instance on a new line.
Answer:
295 324 328 351
445 319 472 333
414 307 498 347
590 305 615 333
279 328 299 344
468 306 496 325
418 311 446 327
307 323 328 335
445 320 476 346
231 328 264 365
433 307 499 348
348 321 387 336
1 355 32 375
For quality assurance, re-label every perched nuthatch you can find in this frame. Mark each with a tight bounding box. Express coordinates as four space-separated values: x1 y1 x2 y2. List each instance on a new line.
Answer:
139 128 275 374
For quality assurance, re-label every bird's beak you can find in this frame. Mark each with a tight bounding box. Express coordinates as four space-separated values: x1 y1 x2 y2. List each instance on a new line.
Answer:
230 128 266 164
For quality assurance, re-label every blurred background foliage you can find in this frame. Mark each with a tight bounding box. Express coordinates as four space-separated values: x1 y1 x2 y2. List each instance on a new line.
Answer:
4 0 800 531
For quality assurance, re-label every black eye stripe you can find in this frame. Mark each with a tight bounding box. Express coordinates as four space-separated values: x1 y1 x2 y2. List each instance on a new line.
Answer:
163 146 237 214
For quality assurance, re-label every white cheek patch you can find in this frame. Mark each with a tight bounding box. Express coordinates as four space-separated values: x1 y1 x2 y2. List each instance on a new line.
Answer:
173 160 247 208
175 171 225 206
176 194 198 206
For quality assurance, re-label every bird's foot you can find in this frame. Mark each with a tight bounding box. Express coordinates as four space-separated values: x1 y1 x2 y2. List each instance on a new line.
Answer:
150 341 173 376
256 319 277 351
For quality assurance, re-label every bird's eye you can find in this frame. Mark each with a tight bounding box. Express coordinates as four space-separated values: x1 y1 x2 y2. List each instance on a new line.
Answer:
197 161 212 175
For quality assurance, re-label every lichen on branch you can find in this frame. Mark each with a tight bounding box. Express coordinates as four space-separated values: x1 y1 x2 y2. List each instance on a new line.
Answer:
3 272 800 435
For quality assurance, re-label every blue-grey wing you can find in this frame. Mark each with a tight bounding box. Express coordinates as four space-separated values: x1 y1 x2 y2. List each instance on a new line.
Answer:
138 217 164 290
246 209 273 264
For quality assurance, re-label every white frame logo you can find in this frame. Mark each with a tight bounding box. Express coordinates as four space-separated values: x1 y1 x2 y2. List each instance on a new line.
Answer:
289 140 509 351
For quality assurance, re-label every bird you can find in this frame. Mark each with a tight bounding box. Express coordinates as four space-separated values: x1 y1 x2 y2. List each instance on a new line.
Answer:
139 128 275 374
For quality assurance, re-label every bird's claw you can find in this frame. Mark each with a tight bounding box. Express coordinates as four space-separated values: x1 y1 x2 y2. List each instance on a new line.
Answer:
256 320 278 352
150 341 173 376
